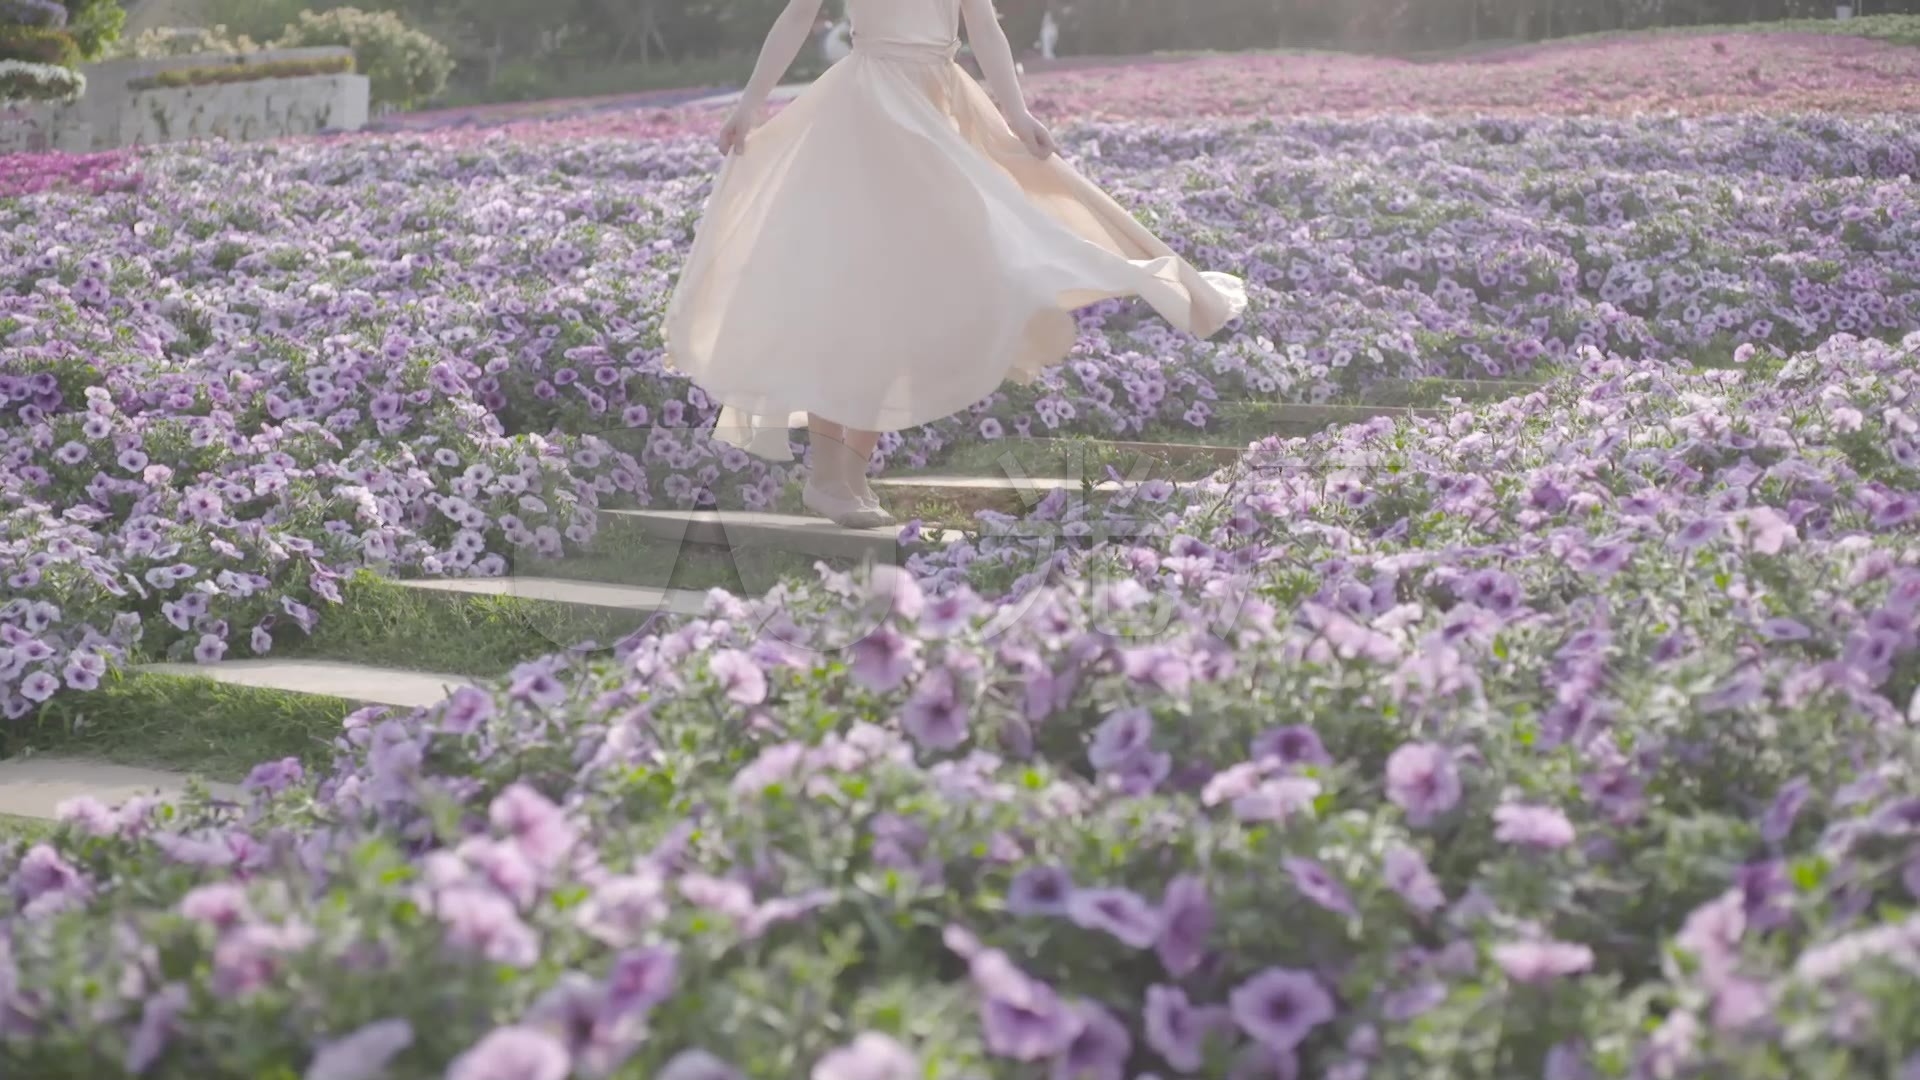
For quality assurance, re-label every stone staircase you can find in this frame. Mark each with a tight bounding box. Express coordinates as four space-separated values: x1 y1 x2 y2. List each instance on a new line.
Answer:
0 383 1540 821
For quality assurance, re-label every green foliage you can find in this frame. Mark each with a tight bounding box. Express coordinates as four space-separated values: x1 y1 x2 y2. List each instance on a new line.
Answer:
196 0 310 44
104 24 260 59
272 6 452 109
54 0 120 60
0 24 78 67
125 54 355 92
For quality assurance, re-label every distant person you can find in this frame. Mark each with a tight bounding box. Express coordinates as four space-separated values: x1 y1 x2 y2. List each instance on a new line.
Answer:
664 0 1245 527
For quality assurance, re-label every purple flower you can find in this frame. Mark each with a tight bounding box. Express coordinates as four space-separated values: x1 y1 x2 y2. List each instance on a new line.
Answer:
1384 743 1461 826
604 945 679 1016
1492 803 1577 850
1492 940 1594 983
1067 887 1163 948
447 1026 571 1080
1230 968 1335 1053
488 783 574 870
1249 725 1331 767
813 1033 918 1080
243 757 304 796
126 984 189 1074
19 669 60 702
11 843 90 914
211 923 314 997
193 633 227 664
305 1019 415 1080
1757 616 1812 642
657 1050 746 1080
980 980 1082 1060
1156 874 1213 977
708 649 768 706
1053 1002 1130 1080
436 886 539 968
1380 981 1448 1022
1544 1041 1595 1080
1088 707 1154 771
901 666 969 750
576 873 669 947
849 626 916 692
1144 985 1227 1072
1284 857 1355 917
179 882 251 930
1382 845 1446 916
1761 777 1811 845
1008 865 1074 917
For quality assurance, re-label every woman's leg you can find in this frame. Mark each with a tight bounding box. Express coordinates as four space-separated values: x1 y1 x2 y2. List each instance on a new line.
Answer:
806 415 849 490
841 426 880 499
804 414 891 525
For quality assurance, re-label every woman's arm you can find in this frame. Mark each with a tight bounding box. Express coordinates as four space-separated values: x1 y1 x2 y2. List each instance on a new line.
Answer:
960 0 1057 157
719 0 827 153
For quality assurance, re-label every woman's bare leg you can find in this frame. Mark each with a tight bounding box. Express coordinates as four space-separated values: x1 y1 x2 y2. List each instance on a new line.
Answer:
804 415 891 524
842 427 880 498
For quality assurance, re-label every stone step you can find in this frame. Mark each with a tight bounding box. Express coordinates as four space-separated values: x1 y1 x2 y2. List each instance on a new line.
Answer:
603 508 960 564
396 575 714 616
1360 378 1548 406
873 474 1132 517
140 659 475 711
0 756 242 821
1215 402 1444 427
1028 438 1243 470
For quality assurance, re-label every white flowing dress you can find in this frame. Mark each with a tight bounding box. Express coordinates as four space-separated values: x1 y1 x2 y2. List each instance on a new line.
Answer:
664 0 1248 462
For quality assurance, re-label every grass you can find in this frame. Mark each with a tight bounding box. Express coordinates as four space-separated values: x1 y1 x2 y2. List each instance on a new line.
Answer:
900 435 1233 482
12 671 348 779
278 572 684 678
0 813 52 842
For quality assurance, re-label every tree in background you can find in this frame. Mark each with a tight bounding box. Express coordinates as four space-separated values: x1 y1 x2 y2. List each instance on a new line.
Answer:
274 6 451 108
56 0 121 58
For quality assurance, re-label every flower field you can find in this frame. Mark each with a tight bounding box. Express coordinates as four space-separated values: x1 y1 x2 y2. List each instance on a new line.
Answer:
5 25 1920 1080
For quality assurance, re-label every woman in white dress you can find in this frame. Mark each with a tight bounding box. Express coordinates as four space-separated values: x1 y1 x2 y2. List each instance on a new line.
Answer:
665 0 1247 527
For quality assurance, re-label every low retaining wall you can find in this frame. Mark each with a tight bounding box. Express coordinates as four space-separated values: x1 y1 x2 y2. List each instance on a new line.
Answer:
1 47 369 155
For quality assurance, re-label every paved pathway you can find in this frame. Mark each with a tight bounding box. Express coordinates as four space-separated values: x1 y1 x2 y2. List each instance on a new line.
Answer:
141 659 474 710
0 756 238 820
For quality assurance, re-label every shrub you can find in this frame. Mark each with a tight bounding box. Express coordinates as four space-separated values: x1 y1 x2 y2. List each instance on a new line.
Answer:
53 0 119 59
104 24 259 60
124 54 354 92
0 56 81 101
0 0 67 28
272 6 450 110
0 24 77 67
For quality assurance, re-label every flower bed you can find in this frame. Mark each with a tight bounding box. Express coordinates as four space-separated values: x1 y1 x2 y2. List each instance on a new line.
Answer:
4 330 1920 1076
2 111 1918 723
5 46 1920 1074
0 147 138 197
1019 32 1920 121
0 56 80 102
123 54 355 92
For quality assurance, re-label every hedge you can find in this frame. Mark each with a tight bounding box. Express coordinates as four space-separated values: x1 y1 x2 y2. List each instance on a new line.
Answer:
0 25 78 68
125 55 355 93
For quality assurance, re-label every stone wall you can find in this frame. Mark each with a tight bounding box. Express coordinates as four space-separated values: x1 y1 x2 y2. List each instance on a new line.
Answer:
1 47 370 155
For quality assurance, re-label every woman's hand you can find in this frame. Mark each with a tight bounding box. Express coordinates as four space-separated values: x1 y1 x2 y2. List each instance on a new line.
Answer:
717 106 764 156
1006 110 1057 159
